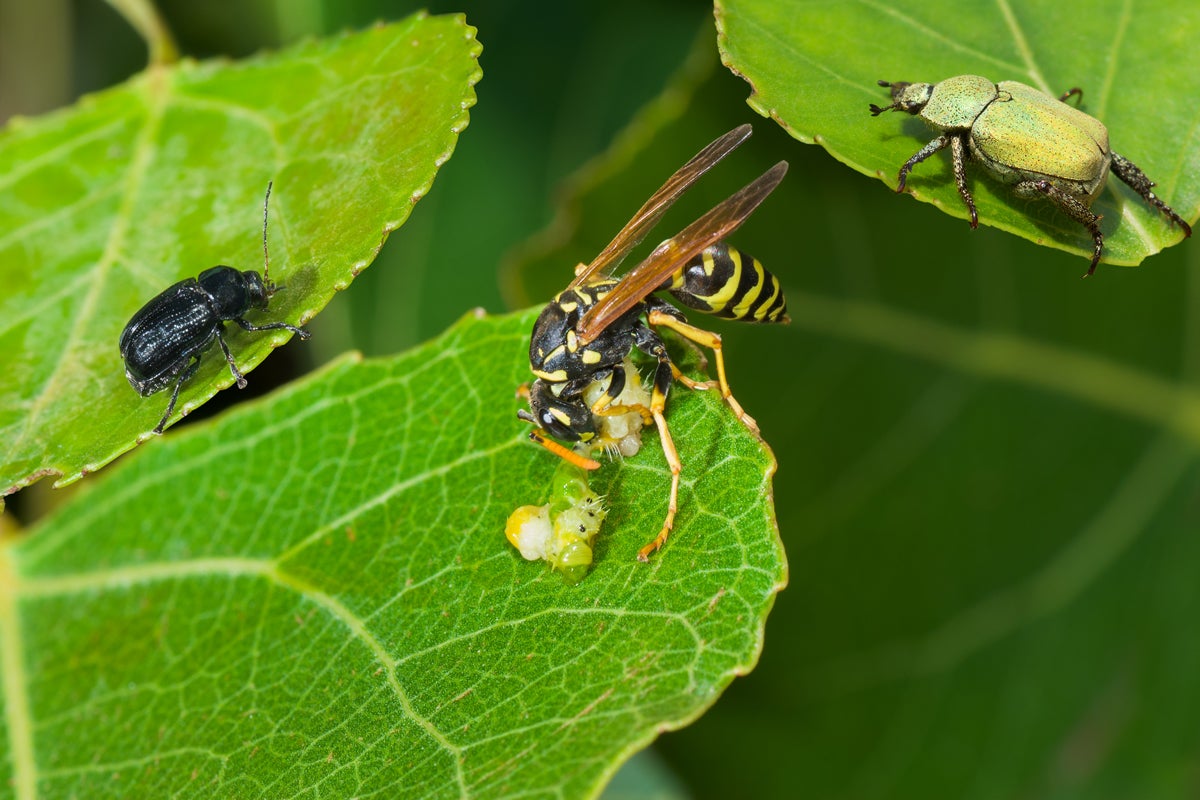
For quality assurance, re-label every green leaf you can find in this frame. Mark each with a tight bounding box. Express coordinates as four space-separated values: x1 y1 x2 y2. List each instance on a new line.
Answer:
716 0 1199 268
0 12 481 497
0 308 785 798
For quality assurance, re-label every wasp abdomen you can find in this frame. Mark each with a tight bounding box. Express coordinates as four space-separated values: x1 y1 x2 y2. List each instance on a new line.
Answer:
665 243 787 323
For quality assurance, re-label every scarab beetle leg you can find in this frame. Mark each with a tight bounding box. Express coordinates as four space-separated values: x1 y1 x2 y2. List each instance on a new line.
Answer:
896 133 952 194
1110 152 1193 238
949 135 978 228
645 308 758 435
154 355 201 435
1018 180 1104 276
637 357 682 562
1058 87 1083 105
215 329 249 389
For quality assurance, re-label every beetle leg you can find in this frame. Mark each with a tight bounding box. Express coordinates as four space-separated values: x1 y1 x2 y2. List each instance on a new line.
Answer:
154 355 201 434
1058 87 1083 105
1018 180 1105 276
234 317 312 339
896 134 952 194
215 328 249 389
1110 152 1193 239
949 135 978 228
636 356 682 562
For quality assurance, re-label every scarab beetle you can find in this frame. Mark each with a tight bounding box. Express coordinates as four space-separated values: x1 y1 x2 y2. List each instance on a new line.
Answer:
119 183 309 434
870 75 1192 274
518 125 789 561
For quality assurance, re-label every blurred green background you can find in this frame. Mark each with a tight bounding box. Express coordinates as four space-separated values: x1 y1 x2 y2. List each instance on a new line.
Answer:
5 1 1200 797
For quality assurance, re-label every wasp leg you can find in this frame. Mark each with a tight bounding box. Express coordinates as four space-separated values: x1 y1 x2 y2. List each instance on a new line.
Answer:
668 330 711 373
637 356 682 562
154 355 201 434
645 308 759 435
589 362 654 425
669 363 717 392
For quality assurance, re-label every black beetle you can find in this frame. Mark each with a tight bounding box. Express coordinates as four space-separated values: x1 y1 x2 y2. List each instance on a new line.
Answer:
119 183 310 434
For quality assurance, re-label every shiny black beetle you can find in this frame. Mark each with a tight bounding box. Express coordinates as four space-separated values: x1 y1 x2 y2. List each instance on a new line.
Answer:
119 183 309 434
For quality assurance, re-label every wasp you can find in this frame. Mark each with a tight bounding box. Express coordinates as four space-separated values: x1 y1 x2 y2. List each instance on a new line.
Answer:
518 124 789 562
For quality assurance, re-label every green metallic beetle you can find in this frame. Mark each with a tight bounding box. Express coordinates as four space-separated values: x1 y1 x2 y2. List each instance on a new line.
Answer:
870 75 1192 275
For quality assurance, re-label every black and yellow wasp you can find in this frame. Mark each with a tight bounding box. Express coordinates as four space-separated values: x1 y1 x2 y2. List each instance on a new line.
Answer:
518 124 789 561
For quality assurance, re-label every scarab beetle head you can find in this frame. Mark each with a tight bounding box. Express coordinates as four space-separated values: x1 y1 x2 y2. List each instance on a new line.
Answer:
869 81 932 116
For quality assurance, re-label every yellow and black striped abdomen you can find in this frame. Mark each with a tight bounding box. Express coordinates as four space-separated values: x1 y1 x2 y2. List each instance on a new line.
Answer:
664 243 787 323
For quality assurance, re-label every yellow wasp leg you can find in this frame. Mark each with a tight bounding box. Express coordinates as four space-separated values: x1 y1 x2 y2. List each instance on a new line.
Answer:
669 363 717 392
637 375 682 562
646 309 759 435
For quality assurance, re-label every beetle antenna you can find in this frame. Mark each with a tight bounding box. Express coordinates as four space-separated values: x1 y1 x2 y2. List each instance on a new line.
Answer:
261 180 273 288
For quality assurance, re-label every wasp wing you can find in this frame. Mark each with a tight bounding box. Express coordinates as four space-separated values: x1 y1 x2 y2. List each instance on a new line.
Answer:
568 124 754 290
577 160 788 344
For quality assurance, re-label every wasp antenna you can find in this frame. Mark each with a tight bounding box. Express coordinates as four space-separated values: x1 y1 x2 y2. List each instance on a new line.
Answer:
261 181 273 285
528 431 601 471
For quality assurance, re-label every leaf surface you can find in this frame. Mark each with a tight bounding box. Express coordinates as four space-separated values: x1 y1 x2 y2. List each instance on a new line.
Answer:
716 0 1199 268
0 308 786 798
0 12 481 495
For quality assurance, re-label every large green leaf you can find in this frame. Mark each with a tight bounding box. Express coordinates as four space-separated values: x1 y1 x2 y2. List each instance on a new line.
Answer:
0 12 480 498
0 308 785 798
716 0 1199 269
